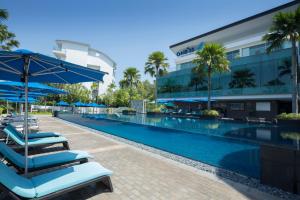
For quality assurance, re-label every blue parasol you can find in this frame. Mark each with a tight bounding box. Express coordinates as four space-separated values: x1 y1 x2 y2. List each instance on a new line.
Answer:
0 49 107 175
0 96 37 103
73 101 85 107
0 81 66 94
56 100 69 106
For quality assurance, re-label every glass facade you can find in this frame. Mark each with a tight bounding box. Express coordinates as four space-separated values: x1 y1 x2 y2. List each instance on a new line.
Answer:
176 61 196 70
157 48 293 99
227 50 240 60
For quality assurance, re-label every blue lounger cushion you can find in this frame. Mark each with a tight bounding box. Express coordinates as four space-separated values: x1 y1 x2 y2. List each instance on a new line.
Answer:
0 162 36 198
32 150 92 168
26 132 61 139
3 126 67 147
6 124 61 139
0 161 112 198
32 162 113 197
0 142 28 168
0 142 92 169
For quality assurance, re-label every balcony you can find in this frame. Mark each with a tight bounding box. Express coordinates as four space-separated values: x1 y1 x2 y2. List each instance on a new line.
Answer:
52 47 66 59
157 85 292 99
157 48 293 99
229 48 292 67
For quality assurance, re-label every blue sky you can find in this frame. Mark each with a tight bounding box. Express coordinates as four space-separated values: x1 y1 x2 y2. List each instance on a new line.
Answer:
1 0 292 83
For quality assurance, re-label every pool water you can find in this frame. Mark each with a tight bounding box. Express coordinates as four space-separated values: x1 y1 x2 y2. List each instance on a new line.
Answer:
58 113 300 179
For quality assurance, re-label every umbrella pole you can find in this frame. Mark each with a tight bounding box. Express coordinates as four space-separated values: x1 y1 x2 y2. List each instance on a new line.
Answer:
24 75 29 175
23 58 30 176
6 100 8 115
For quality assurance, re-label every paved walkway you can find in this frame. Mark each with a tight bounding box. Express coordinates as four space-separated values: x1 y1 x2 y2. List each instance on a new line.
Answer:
36 115 282 200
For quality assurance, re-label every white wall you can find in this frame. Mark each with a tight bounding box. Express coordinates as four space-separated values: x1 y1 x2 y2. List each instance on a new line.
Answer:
53 40 116 95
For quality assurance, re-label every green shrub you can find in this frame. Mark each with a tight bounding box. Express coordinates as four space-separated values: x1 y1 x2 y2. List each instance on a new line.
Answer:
151 107 162 113
202 109 219 117
147 104 163 113
277 113 300 120
0 107 7 115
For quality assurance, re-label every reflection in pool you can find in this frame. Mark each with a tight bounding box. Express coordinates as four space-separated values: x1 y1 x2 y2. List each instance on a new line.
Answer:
58 113 300 179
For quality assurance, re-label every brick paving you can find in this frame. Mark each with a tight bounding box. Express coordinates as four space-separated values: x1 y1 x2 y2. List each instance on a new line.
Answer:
35 115 282 200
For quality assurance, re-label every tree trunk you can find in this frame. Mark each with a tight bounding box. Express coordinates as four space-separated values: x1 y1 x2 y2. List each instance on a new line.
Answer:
129 83 132 105
154 67 158 104
291 39 298 114
207 67 211 110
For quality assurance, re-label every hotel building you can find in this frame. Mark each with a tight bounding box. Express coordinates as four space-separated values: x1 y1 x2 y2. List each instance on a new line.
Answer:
157 1 300 120
53 40 116 96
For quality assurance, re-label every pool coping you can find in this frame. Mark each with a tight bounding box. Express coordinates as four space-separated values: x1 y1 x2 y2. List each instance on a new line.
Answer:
54 116 300 200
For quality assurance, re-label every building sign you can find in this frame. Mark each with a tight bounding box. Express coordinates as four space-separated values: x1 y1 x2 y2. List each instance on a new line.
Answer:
176 42 205 57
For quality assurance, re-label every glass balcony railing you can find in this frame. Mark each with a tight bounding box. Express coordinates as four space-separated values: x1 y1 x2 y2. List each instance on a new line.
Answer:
230 48 292 67
157 48 294 99
157 85 292 99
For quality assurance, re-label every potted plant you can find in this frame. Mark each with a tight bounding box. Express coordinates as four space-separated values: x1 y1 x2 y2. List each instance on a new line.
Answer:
200 109 220 119
281 132 300 150
146 104 165 116
276 113 300 127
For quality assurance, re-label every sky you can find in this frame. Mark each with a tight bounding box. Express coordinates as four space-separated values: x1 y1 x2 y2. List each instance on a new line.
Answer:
1 0 292 83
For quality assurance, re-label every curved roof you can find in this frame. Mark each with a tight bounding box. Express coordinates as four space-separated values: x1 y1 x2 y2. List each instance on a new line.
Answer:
55 40 117 68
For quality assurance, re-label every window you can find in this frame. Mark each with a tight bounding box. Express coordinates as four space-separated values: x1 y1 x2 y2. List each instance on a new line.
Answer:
242 48 249 57
282 41 292 49
87 64 100 71
177 62 196 70
249 44 266 56
256 102 271 111
226 50 240 60
230 103 244 111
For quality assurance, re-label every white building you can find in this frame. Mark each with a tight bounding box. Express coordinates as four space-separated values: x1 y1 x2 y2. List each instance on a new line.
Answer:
157 1 300 120
53 40 116 96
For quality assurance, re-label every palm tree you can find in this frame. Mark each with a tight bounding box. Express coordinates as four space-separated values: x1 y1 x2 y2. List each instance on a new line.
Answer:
265 78 285 86
263 6 300 113
278 59 291 78
189 66 207 91
0 8 19 50
121 67 141 88
229 69 256 88
120 67 141 101
145 51 169 102
119 79 127 89
193 43 230 110
0 9 8 21
91 82 99 101
108 82 116 91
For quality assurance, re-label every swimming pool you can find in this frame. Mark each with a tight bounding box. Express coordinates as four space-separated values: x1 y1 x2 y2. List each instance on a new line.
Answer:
58 113 299 179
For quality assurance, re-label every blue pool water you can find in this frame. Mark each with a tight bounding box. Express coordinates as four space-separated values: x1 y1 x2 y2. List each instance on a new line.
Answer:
58 113 299 179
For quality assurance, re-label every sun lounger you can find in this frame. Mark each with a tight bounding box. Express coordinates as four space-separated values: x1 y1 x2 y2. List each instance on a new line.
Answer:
9 122 39 133
3 126 69 150
6 124 61 139
0 161 113 199
245 117 270 123
0 142 91 172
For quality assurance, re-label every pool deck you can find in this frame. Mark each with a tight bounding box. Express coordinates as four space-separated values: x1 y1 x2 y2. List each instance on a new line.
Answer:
36 115 284 200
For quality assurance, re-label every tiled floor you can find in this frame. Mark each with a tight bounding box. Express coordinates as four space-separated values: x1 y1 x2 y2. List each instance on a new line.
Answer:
34 115 282 200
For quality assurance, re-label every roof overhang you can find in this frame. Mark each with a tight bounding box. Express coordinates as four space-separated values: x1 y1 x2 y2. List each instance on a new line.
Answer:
170 1 300 54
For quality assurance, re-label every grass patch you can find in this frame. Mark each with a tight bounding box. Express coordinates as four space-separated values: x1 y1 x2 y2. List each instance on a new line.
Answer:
31 111 52 115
